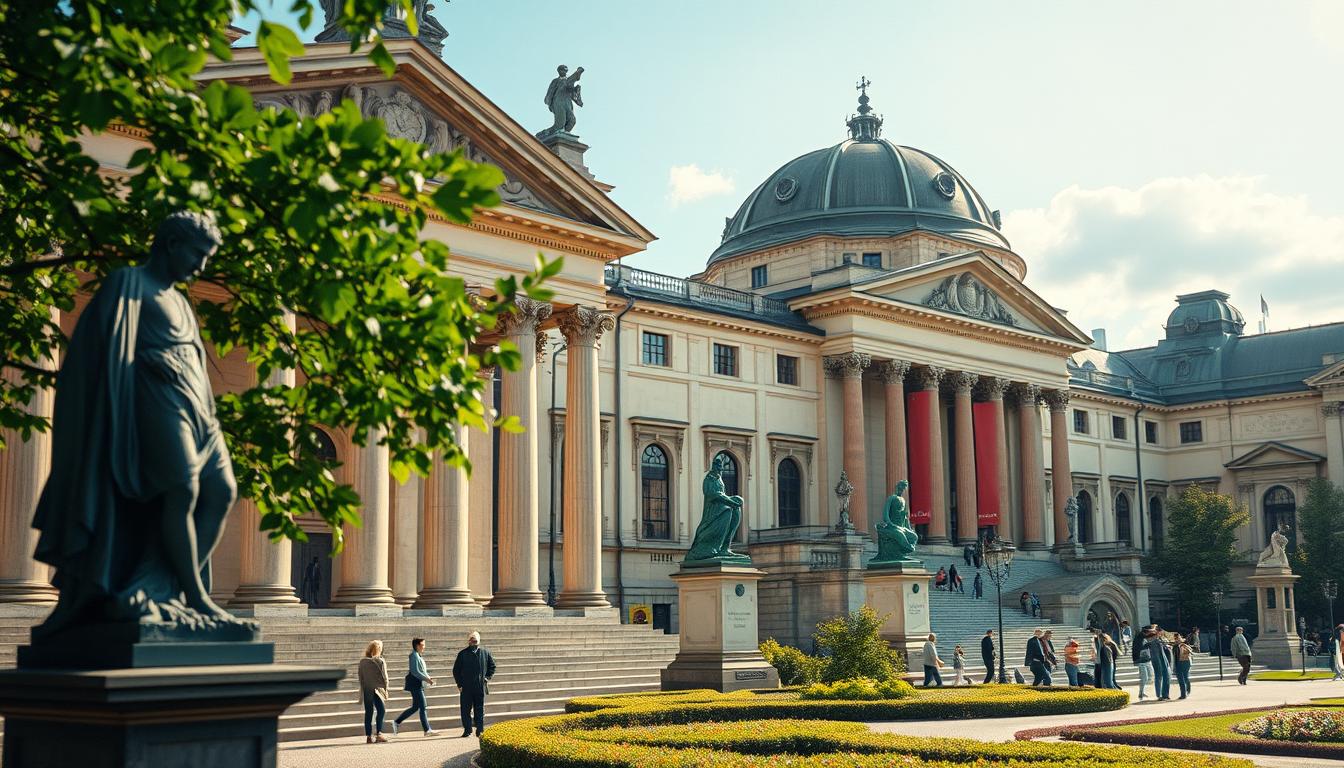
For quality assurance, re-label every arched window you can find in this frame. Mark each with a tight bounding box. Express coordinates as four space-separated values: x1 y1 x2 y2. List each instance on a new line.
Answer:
307 426 339 462
1263 485 1297 552
1076 490 1093 544
1149 496 1164 551
1115 492 1132 546
641 444 671 540
714 451 740 497
777 458 802 527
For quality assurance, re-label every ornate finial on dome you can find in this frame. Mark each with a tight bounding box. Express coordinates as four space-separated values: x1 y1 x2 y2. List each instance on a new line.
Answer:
847 76 883 141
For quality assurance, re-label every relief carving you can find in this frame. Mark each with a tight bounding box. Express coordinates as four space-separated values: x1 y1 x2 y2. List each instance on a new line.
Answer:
1237 410 1316 439
923 272 1018 327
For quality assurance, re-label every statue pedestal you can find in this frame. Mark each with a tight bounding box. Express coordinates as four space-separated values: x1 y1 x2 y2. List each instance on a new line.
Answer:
863 562 932 660
1247 565 1303 669
18 620 273 670
660 564 779 692
0 664 342 768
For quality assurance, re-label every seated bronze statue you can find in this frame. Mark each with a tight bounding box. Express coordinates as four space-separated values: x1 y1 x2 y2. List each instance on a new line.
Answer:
683 456 750 565
871 479 920 565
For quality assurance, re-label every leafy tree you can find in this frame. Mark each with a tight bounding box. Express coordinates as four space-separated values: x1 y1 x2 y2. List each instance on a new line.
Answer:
813 606 906 682
0 1 557 546
1291 478 1344 625
1144 486 1249 625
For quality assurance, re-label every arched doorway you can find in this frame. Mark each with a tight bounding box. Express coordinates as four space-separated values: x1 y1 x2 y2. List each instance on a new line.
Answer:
777 457 802 527
1149 496 1164 551
1115 492 1132 546
1263 485 1297 552
1076 490 1093 544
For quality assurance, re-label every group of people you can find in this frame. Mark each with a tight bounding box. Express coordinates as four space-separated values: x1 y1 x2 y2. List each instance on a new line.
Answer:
356 631 497 744
1019 591 1041 617
930 543 989 599
920 633 978 686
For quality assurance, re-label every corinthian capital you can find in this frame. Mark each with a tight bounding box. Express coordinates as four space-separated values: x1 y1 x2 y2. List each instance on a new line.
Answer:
911 365 946 391
1042 389 1071 412
976 376 1010 401
1323 402 1342 417
823 352 871 380
556 305 616 348
876 359 911 385
496 295 553 336
949 371 979 395
1011 383 1042 408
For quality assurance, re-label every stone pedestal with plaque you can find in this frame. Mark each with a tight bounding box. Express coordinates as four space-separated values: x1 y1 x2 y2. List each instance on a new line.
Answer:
1246 565 1304 670
660 564 780 692
863 561 933 660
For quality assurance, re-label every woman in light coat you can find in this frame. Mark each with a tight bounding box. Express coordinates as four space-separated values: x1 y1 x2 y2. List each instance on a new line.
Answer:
358 639 391 744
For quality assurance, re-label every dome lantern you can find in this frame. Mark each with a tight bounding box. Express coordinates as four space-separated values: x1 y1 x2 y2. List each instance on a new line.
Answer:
847 76 883 142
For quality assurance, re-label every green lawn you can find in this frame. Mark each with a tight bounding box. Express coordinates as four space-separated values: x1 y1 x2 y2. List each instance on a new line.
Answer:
1099 711 1263 741
1312 697 1344 706
1249 670 1335 681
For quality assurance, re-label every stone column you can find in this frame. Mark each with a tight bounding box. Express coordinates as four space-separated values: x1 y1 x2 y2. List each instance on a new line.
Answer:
556 306 615 610
414 421 478 609
824 352 872 532
231 312 302 609
1044 389 1074 550
0 326 59 606
914 366 949 543
1014 384 1046 550
980 377 1012 542
488 297 552 611
878 360 911 493
331 429 398 609
1324 402 1343 489
467 364 496 605
950 371 979 545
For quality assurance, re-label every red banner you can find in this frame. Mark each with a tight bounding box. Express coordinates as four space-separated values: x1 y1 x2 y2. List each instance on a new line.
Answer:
905 390 933 525
973 401 1001 527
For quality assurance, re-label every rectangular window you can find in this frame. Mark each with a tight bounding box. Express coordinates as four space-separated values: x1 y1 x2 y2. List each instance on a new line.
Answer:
1144 420 1158 444
861 252 882 268
641 331 669 367
712 343 738 377
1112 415 1127 440
1073 409 1089 434
751 264 768 289
1179 421 1203 444
841 252 856 264
776 354 798 385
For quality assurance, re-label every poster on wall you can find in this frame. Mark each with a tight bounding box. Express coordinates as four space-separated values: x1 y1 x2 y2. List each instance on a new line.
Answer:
628 604 652 625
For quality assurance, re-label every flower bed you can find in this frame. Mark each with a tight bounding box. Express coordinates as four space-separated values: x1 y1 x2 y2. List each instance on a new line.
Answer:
477 686 1254 768
1061 707 1344 760
1233 709 1344 742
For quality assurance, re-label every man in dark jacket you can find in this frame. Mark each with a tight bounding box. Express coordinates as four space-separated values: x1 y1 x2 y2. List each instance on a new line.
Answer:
981 629 997 684
452 630 496 738
1025 629 1051 686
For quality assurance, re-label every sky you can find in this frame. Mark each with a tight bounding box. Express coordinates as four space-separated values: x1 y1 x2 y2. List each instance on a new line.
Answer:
235 1 1344 351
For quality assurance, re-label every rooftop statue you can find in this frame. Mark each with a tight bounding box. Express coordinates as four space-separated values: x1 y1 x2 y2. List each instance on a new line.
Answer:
1064 496 1079 544
870 480 920 566
30 211 258 650
683 456 750 566
1256 523 1292 569
541 65 584 137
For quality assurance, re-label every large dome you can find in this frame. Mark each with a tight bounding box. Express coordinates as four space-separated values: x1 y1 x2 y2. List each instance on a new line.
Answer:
709 87 1009 266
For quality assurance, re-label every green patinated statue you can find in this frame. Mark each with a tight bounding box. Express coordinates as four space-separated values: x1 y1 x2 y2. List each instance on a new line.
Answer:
871 479 920 566
683 456 750 566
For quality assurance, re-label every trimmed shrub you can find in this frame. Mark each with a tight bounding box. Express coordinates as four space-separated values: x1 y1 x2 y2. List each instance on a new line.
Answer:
813 606 906 682
1233 709 1344 743
759 638 824 686
799 677 916 701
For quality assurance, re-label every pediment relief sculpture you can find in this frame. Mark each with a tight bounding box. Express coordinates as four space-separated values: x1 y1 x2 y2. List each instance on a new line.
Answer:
923 271 1018 327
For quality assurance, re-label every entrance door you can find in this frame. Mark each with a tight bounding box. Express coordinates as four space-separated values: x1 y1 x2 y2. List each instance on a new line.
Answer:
291 532 334 608
652 603 672 634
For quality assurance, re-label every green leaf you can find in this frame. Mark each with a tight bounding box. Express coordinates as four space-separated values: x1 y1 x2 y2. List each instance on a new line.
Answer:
368 40 396 78
257 21 305 85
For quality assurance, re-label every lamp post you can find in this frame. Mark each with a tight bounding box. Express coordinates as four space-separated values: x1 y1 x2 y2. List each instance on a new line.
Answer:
1325 579 1339 672
1212 589 1224 682
983 537 1017 684
1299 615 1307 674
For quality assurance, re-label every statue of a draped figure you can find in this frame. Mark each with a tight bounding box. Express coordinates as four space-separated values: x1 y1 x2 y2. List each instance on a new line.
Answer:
683 456 750 566
29 211 259 654
871 480 920 566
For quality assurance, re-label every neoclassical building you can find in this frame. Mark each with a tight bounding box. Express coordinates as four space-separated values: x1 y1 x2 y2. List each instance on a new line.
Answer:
2 16 1342 643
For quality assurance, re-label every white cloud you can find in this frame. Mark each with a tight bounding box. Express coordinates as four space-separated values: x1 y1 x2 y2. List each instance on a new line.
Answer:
666 164 735 207
1003 176 1344 351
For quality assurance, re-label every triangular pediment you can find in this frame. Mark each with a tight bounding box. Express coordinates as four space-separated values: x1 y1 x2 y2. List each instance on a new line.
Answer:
1225 441 1326 470
220 40 653 254
1305 358 1344 389
820 251 1092 344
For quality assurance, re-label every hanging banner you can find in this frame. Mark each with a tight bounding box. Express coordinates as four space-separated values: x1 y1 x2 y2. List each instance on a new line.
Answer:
973 401 1001 527
905 389 933 524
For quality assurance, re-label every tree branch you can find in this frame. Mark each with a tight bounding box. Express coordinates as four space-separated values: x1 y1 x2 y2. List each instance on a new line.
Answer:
1 358 58 377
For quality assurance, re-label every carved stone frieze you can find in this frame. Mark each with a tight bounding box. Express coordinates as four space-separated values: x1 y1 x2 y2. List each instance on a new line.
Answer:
923 272 1018 327
823 352 871 380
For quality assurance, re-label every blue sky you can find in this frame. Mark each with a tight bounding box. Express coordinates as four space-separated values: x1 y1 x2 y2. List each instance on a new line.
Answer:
236 1 1344 350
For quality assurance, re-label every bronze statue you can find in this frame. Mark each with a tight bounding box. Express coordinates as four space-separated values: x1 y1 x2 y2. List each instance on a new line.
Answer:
541 65 584 136
683 456 750 565
30 211 257 648
871 480 920 565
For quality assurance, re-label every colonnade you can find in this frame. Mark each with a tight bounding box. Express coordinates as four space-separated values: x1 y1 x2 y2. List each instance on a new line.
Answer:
824 354 1072 550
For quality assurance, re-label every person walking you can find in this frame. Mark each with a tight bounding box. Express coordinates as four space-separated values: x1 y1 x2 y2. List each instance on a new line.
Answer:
949 564 964 593
1042 630 1058 678
392 637 436 736
1149 626 1172 699
952 645 969 686
301 556 322 606
1173 633 1193 699
981 629 997 684
1102 633 1123 690
1030 592 1042 618
972 572 983 600
1063 637 1081 687
963 544 973 567
1020 591 1031 615
1120 620 1133 654
972 541 983 569
1104 612 1121 647
1134 626 1154 700
358 640 390 744
1231 626 1253 685
1025 629 1051 686
1188 626 1200 655
452 630 497 737
935 567 948 590
921 633 945 687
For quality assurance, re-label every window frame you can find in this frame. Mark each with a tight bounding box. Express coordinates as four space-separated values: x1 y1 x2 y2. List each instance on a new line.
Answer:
1072 408 1090 435
1144 420 1158 445
712 342 739 377
777 457 803 527
861 251 882 268
641 331 670 367
639 443 672 540
776 354 798 386
1178 420 1203 444
750 264 768 289
1111 415 1127 441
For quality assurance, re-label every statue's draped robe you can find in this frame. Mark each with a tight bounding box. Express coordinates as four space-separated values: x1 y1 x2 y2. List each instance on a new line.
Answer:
685 473 742 562
874 493 919 563
31 266 219 633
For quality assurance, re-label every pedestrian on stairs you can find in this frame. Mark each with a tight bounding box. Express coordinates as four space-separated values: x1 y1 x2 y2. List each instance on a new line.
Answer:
949 564 964 593
921 633 945 687
981 630 997 684
1020 591 1031 614
358 640 390 744
1025 629 1051 686
453 630 497 738
935 567 948 590
962 544 973 567
972 572 983 600
1120 620 1133 653
392 637 436 737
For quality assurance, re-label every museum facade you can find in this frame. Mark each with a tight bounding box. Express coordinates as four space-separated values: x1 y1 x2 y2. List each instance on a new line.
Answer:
2 20 1342 639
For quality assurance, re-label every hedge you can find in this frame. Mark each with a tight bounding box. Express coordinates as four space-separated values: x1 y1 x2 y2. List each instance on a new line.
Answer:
477 686 1254 768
